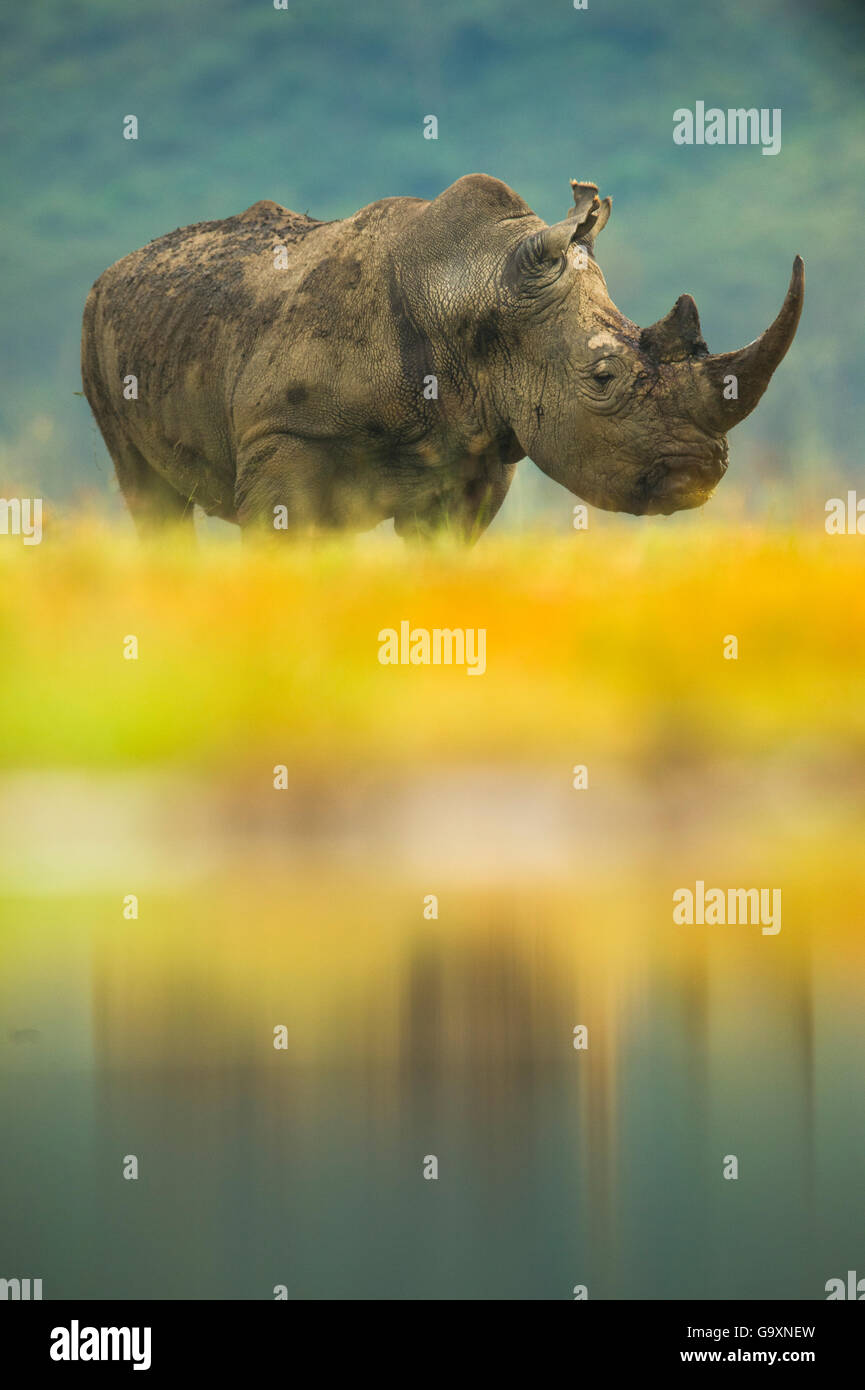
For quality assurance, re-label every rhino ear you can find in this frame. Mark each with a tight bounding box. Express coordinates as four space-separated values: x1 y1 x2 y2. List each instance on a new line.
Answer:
566 181 612 244
566 179 601 227
584 194 612 244
515 179 611 274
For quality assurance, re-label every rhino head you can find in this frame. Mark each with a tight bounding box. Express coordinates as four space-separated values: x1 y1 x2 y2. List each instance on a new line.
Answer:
496 179 804 516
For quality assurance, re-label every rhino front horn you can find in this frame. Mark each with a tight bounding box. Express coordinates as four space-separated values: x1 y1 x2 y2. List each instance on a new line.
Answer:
693 256 805 431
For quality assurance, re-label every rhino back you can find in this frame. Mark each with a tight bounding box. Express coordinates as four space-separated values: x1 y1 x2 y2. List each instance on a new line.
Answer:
83 196 433 475
85 202 330 432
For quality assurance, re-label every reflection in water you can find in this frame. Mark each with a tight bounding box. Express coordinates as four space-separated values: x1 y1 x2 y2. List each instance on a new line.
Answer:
1 775 863 1300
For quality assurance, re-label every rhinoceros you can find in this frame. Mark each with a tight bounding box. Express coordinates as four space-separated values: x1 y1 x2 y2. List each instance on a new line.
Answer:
81 174 803 540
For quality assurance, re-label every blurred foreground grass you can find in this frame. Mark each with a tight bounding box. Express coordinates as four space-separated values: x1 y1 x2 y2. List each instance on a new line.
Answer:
1 521 863 770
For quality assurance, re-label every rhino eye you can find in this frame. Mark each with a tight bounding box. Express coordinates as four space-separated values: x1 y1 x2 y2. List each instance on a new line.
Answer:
582 359 622 403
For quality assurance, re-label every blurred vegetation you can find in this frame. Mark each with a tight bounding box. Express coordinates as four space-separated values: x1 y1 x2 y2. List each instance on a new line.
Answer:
1 524 863 770
0 0 863 513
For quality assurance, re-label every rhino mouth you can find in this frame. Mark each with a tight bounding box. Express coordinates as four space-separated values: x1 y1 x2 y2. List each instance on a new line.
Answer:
642 483 714 517
630 450 728 516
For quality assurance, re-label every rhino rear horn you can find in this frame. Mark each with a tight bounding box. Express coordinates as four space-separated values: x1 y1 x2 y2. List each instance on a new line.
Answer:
692 256 805 430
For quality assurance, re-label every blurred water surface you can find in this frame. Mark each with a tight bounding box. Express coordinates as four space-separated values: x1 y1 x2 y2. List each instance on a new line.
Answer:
2 765 863 1300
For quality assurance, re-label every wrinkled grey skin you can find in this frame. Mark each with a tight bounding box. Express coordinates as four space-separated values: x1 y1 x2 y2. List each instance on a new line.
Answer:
81 174 804 540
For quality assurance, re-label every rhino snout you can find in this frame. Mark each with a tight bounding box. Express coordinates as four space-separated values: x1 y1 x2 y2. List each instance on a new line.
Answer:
630 437 728 516
663 435 728 482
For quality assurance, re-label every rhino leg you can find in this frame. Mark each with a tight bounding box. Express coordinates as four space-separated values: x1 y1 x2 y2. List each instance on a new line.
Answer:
235 434 387 536
394 465 516 544
234 435 332 536
103 430 194 537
